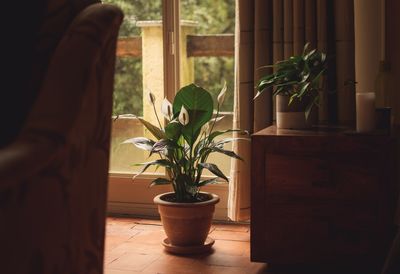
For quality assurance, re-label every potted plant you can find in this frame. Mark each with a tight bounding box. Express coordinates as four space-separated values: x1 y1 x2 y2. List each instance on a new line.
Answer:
123 83 246 254
255 43 327 129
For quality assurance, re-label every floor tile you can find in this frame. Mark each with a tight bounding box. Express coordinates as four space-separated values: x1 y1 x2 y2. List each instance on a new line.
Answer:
104 217 262 274
112 240 165 256
142 253 207 274
132 218 162 226
133 223 164 231
104 249 126 265
207 265 260 274
105 269 140 274
197 253 253 268
127 229 166 245
106 221 139 237
105 235 133 251
107 251 161 272
212 223 249 233
211 239 248 256
208 229 250 242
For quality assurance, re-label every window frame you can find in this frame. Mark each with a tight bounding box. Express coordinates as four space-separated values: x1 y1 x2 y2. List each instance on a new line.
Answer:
108 0 230 220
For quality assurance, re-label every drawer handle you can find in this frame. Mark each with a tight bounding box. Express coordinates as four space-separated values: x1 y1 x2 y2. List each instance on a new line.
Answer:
312 180 336 188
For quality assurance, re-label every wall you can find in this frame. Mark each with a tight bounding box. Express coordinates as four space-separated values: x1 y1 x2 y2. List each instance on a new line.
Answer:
386 0 400 225
386 0 400 127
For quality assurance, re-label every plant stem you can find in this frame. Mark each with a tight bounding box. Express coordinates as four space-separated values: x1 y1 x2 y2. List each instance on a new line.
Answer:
207 103 220 147
152 103 163 129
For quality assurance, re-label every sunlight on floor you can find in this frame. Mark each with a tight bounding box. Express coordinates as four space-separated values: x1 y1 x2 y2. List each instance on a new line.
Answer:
104 217 267 274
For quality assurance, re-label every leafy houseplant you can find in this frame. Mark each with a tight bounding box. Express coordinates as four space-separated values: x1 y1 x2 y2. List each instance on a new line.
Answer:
255 43 327 129
124 83 246 252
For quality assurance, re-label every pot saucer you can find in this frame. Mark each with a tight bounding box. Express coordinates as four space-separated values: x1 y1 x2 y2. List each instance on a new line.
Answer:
162 237 215 255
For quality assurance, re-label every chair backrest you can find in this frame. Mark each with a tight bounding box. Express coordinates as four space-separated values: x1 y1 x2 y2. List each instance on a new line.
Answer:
0 4 123 274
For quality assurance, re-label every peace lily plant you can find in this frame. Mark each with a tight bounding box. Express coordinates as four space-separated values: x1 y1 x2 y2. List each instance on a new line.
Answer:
124 83 247 203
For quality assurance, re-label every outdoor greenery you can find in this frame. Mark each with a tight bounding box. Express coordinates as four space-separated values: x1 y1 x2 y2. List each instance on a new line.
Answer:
123 83 246 202
103 0 235 116
256 43 327 117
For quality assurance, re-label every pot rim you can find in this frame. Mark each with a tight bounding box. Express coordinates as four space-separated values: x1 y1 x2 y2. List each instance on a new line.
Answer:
153 192 220 207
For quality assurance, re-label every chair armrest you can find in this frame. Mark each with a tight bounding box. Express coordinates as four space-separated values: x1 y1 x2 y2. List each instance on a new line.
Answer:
0 133 62 187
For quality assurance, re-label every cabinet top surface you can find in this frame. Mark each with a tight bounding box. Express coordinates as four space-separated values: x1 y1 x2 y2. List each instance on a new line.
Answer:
253 125 392 138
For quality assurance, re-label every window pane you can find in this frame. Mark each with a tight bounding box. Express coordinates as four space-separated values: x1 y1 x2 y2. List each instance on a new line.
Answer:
180 0 235 112
180 0 236 176
104 0 163 174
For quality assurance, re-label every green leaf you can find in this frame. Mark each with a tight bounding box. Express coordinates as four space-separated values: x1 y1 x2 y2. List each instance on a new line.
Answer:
298 82 311 98
175 173 195 188
122 137 155 151
214 116 225 123
165 120 182 140
173 84 214 145
273 81 299 88
254 90 264 100
198 177 221 187
133 159 173 180
320 52 326 63
289 93 298 105
257 74 275 88
311 68 326 87
215 137 250 146
305 95 319 120
210 147 244 160
182 111 202 145
304 49 317 60
198 163 229 182
137 117 166 140
289 55 302 64
208 129 243 142
300 72 310 83
302 42 311 55
149 178 171 187
150 139 180 155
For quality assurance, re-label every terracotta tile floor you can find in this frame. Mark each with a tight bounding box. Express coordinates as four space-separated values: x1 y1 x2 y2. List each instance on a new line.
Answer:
104 217 376 274
104 217 268 274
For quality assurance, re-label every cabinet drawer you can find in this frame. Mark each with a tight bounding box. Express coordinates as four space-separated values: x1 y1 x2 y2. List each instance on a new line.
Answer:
251 126 397 265
265 153 380 201
260 203 379 263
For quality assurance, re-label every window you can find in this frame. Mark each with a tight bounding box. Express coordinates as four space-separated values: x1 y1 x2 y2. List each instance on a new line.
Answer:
104 0 235 219
105 0 163 174
179 0 235 176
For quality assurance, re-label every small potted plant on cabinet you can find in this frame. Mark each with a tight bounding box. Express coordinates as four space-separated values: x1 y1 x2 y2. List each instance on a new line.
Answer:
123 83 246 254
255 43 327 129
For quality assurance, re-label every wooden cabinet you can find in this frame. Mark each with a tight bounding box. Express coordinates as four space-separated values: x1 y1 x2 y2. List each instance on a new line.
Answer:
251 126 398 266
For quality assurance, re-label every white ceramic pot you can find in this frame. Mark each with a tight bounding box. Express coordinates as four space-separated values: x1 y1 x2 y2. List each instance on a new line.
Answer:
276 94 317 129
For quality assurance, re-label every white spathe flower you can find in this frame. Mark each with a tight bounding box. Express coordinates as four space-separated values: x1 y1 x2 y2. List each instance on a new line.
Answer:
161 98 173 119
217 81 227 105
146 90 156 105
178 105 189 126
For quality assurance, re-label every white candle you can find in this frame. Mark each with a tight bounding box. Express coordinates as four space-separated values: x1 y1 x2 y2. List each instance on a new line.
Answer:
356 92 376 133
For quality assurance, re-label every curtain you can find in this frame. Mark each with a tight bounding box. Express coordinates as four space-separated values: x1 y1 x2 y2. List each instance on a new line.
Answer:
228 0 355 221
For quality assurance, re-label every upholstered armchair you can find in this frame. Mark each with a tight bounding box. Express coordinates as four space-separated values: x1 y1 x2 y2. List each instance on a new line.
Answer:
0 3 122 274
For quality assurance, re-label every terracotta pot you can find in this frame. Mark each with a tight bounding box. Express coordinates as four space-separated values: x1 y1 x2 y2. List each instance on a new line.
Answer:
276 94 318 129
153 192 219 247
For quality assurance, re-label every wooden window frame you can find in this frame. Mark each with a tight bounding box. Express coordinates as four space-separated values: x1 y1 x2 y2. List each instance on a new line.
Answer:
108 0 229 220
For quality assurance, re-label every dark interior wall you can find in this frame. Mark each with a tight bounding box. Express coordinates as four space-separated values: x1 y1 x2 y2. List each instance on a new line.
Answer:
386 0 400 226
386 0 400 127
